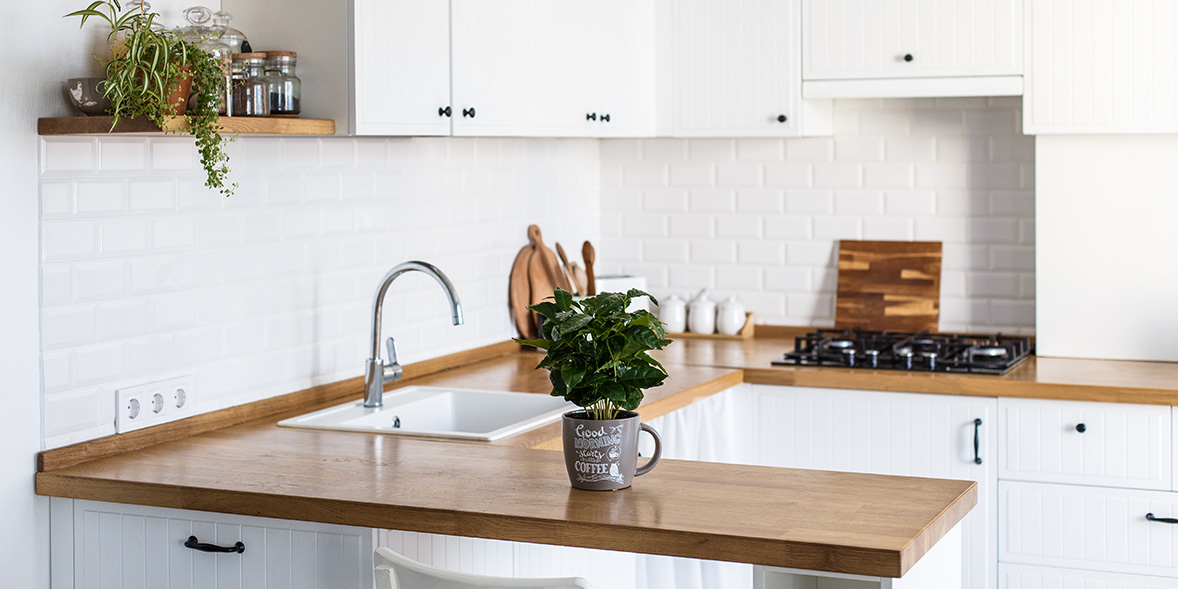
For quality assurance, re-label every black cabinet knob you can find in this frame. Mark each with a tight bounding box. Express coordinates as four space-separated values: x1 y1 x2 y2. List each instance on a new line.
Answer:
438 106 452 117
462 107 476 118
586 112 597 121
601 113 610 122
903 53 914 62
777 114 787 123
1075 423 1087 433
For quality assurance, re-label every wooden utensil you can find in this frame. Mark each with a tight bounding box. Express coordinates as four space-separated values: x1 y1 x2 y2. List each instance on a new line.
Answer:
834 240 943 332
508 243 537 339
582 240 596 296
568 262 588 296
554 242 579 296
527 224 572 304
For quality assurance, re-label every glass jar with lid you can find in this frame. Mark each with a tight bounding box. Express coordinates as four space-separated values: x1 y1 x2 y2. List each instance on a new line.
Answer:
262 51 301 115
230 53 270 116
175 6 233 114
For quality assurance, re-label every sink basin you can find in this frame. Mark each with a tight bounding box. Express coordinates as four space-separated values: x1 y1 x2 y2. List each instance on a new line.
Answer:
277 386 575 441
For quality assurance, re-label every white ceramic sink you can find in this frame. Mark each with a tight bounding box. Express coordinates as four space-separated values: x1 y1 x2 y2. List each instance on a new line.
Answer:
277 386 575 441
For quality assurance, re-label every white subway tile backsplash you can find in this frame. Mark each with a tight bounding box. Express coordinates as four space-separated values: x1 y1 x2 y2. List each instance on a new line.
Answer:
785 190 834 214
129 180 176 212
42 182 72 218
74 342 125 385
151 139 198 170
688 189 736 212
736 189 784 213
97 299 149 339
643 188 689 212
991 245 1035 271
669 265 715 289
668 214 714 238
43 387 111 440
127 335 174 375
669 165 715 187
43 139 96 173
99 140 147 171
716 266 762 290
623 165 669 187
967 273 1020 298
43 221 96 262
688 139 735 162
715 215 761 238
784 138 834 161
42 266 72 306
738 240 785 265
764 216 810 239
42 351 72 394
813 216 861 240
834 191 884 215
100 219 149 255
643 240 689 264
282 139 321 169
787 241 837 266
834 137 884 162
716 163 763 187
885 137 936 162
690 240 737 264
642 139 689 163
883 190 936 215
764 267 811 291
74 261 125 301
76 181 125 215
862 217 913 241
863 163 914 188
764 163 812 187
622 213 669 238
736 139 784 162
150 292 196 330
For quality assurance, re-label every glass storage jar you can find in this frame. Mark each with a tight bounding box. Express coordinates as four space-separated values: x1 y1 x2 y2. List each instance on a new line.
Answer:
262 51 301 115
230 52 269 116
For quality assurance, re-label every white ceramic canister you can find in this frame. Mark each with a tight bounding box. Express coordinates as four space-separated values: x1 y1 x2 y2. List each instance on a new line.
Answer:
687 290 716 334
658 294 687 333
716 296 747 335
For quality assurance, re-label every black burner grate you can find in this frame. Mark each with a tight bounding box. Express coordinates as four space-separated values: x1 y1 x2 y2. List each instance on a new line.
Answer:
771 329 1033 374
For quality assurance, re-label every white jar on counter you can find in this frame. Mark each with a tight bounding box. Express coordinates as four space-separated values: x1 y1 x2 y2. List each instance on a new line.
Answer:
687 291 716 334
658 294 687 333
716 296 747 335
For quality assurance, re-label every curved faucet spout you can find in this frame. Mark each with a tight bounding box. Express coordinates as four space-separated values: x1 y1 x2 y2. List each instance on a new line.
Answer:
364 261 463 407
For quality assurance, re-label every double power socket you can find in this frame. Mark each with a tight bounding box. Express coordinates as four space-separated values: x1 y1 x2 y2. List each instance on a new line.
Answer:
115 375 195 433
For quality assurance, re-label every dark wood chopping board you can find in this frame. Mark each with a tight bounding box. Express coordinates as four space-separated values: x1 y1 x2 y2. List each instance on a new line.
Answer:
834 240 943 333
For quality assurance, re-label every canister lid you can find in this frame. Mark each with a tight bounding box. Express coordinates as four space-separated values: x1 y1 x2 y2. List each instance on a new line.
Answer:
231 52 267 62
264 51 297 58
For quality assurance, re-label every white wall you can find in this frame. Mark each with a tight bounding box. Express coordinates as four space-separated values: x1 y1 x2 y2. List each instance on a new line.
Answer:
1035 135 1178 362
39 135 601 448
599 97 1036 333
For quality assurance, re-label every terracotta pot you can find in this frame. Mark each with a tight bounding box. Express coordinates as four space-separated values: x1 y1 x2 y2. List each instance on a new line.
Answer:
562 410 662 491
165 66 193 115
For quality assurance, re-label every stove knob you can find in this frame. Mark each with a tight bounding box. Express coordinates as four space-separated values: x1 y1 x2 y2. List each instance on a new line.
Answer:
842 348 857 367
902 352 914 370
927 352 938 371
865 350 879 368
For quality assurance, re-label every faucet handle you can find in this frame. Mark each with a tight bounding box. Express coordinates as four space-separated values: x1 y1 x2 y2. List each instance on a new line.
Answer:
383 337 403 383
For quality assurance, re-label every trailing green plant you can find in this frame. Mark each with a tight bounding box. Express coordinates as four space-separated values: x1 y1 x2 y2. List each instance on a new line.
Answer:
517 288 672 420
67 0 234 196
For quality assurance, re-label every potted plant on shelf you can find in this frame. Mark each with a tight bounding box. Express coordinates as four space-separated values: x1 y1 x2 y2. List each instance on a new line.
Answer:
517 288 672 491
67 0 234 196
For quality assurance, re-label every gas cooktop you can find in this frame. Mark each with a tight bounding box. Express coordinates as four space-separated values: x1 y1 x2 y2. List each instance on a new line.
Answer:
771 329 1033 374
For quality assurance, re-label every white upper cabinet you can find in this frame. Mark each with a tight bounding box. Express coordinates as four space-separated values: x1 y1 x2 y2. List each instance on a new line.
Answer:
350 0 653 137
802 0 1024 98
1024 0 1178 133
351 1 452 135
661 0 805 137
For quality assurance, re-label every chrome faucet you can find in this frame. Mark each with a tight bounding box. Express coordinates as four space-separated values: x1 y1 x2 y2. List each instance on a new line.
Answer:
363 261 463 408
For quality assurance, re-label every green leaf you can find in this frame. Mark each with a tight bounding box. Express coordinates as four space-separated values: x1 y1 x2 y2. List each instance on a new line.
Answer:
553 288 573 311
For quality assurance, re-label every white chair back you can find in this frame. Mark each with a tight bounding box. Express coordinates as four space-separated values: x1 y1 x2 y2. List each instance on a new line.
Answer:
374 547 593 589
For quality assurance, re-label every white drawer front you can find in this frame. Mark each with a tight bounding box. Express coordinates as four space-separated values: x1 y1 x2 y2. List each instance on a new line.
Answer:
1001 563 1178 588
70 500 372 589
999 398 1172 490
1000 481 1178 577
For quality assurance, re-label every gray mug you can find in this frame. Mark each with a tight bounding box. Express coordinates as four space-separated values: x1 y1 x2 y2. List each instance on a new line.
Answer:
562 410 662 491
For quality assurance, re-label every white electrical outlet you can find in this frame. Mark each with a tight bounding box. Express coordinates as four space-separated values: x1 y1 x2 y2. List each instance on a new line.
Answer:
115 375 196 433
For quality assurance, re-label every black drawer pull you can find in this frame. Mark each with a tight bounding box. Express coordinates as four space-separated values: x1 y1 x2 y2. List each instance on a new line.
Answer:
903 53 914 62
462 107 476 118
777 114 787 123
185 536 245 554
1075 423 1087 433
586 112 597 121
973 418 983 465
1147 513 1178 524
438 106 452 117
600 113 610 122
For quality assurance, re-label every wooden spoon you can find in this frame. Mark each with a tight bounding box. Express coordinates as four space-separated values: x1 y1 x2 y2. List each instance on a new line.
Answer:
554 242 579 296
582 240 596 296
568 262 588 296
508 243 537 339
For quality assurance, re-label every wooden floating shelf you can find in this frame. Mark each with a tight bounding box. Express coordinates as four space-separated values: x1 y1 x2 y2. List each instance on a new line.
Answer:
668 312 755 341
38 116 335 136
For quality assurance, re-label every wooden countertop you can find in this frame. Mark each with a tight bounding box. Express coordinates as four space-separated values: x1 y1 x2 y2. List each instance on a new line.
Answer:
38 330 1178 578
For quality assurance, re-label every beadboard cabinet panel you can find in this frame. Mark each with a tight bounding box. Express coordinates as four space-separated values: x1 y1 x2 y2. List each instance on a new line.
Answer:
350 0 452 135
1000 481 1178 578
751 385 996 589
58 500 371 589
1001 563 1178 588
451 0 538 137
998 397 1172 491
1025 0 1178 133
667 0 803 137
803 0 1023 80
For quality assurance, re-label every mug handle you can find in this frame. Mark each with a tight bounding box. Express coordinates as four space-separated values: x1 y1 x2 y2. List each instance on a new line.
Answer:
635 423 662 477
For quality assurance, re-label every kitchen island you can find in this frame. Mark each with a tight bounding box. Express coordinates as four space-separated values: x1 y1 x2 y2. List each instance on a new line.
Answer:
37 330 1178 586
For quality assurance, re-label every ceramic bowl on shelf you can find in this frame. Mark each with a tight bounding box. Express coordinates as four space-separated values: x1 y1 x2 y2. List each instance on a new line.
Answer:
64 78 112 116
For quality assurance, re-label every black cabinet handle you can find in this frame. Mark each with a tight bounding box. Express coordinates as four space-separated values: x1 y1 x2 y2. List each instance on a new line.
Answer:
462 107 476 118
973 418 983 465
777 114 787 123
903 53 914 62
586 112 597 121
184 536 245 554
1147 513 1178 524
1075 423 1087 433
601 113 610 122
438 106 452 117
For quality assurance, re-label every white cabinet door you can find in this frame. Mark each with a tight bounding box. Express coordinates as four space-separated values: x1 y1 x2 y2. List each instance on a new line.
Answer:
529 0 599 137
998 397 1172 491
666 0 803 137
57 499 372 589
592 0 656 137
351 0 452 136
752 385 997 589
451 0 538 136
802 0 1024 80
1001 563 1178 588
1024 0 1178 133
1000 480 1178 578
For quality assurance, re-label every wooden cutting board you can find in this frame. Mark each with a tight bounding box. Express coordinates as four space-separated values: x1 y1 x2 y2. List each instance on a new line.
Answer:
526 225 572 303
834 240 943 333
508 243 537 339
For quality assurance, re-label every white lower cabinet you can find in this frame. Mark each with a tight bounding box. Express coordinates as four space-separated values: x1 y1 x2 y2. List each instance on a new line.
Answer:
1001 563 1178 588
52 499 373 589
999 481 1178 578
751 385 997 589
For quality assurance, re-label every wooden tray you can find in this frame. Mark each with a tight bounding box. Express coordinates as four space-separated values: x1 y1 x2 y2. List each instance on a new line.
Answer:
667 312 754 340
